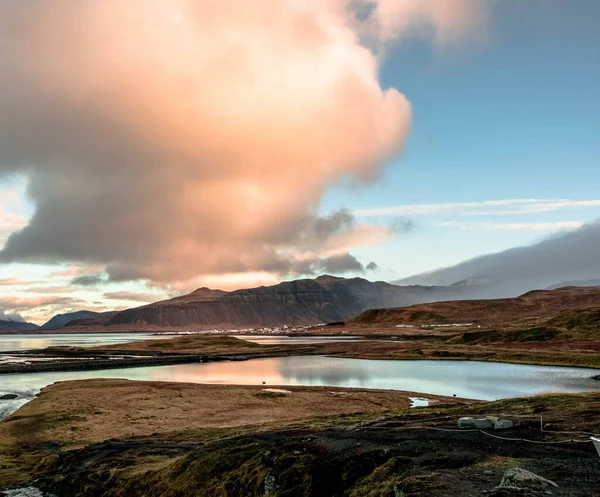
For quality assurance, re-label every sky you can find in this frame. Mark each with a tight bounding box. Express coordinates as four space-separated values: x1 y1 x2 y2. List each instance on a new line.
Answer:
0 0 599 324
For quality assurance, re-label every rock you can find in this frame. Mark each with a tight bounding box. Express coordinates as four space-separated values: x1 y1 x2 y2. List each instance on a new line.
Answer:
1 487 47 497
0 394 18 400
264 472 280 496
591 375 600 381
489 417 514 430
458 416 513 430
457 417 493 429
500 468 558 490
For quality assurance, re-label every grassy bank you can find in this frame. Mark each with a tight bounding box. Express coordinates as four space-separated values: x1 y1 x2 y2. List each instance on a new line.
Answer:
1 379 599 496
91 335 600 369
0 380 459 488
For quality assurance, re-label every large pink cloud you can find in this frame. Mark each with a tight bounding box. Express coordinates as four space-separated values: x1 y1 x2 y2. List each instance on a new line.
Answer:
0 1 486 286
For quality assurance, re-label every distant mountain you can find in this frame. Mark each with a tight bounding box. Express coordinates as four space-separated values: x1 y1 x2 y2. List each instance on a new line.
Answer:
546 279 600 290
62 311 120 329
40 310 105 330
0 319 39 332
352 286 600 328
104 275 465 329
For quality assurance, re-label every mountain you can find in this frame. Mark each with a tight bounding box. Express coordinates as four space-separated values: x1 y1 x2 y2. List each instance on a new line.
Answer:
40 310 106 330
0 319 39 332
352 286 600 328
62 311 120 329
104 275 465 329
397 220 600 299
546 279 600 290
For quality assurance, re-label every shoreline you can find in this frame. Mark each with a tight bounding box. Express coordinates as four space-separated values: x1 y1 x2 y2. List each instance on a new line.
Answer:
3 336 600 374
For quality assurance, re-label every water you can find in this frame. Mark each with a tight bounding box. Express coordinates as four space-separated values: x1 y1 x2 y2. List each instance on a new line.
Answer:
1 356 598 420
0 332 172 352
0 333 362 353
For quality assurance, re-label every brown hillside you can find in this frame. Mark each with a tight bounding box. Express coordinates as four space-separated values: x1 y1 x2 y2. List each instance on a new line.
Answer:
352 286 600 327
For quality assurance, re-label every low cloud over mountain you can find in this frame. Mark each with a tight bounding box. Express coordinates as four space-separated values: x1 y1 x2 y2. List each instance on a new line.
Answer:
398 219 600 297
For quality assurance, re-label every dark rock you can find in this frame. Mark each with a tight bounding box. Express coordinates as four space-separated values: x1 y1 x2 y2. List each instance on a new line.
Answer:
0 394 18 400
591 375 600 381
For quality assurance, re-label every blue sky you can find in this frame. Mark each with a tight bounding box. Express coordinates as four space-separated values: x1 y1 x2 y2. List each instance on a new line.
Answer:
323 0 600 281
0 1 599 323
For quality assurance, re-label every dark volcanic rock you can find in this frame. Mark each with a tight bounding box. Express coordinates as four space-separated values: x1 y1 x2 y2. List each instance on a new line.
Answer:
0 394 18 400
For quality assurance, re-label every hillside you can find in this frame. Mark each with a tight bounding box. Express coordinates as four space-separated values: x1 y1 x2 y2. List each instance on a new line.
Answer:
62 311 120 329
0 320 39 332
40 311 105 330
103 276 463 329
352 286 600 329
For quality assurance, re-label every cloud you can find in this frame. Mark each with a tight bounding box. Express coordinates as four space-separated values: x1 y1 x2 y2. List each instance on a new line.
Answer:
389 217 416 233
366 261 380 272
0 308 25 322
0 295 98 325
103 291 162 303
71 274 106 286
0 296 84 312
314 252 365 274
356 199 600 217
436 221 585 232
27 286 77 294
0 0 486 287
0 277 39 286
398 219 600 296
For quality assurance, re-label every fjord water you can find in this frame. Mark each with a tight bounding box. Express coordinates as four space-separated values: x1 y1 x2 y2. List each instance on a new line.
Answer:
1 355 598 420
0 332 362 353
0 332 170 352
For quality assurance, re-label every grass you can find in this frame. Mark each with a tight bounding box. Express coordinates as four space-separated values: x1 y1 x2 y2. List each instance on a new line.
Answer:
3 388 600 495
348 457 413 497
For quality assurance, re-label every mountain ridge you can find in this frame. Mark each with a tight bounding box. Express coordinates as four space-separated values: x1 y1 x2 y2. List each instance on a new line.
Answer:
62 276 468 330
352 286 600 328
0 319 39 332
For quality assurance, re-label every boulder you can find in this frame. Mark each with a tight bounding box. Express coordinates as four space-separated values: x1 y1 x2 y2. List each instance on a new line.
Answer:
458 416 513 430
500 468 557 490
488 417 514 430
485 468 558 496
457 417 493 429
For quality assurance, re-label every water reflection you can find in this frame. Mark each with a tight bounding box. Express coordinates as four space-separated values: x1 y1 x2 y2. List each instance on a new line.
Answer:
1 357 598 420
0 333 363 353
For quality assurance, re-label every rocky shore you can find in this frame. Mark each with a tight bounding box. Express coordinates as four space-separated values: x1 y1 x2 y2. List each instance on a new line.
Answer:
1 381 598 496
